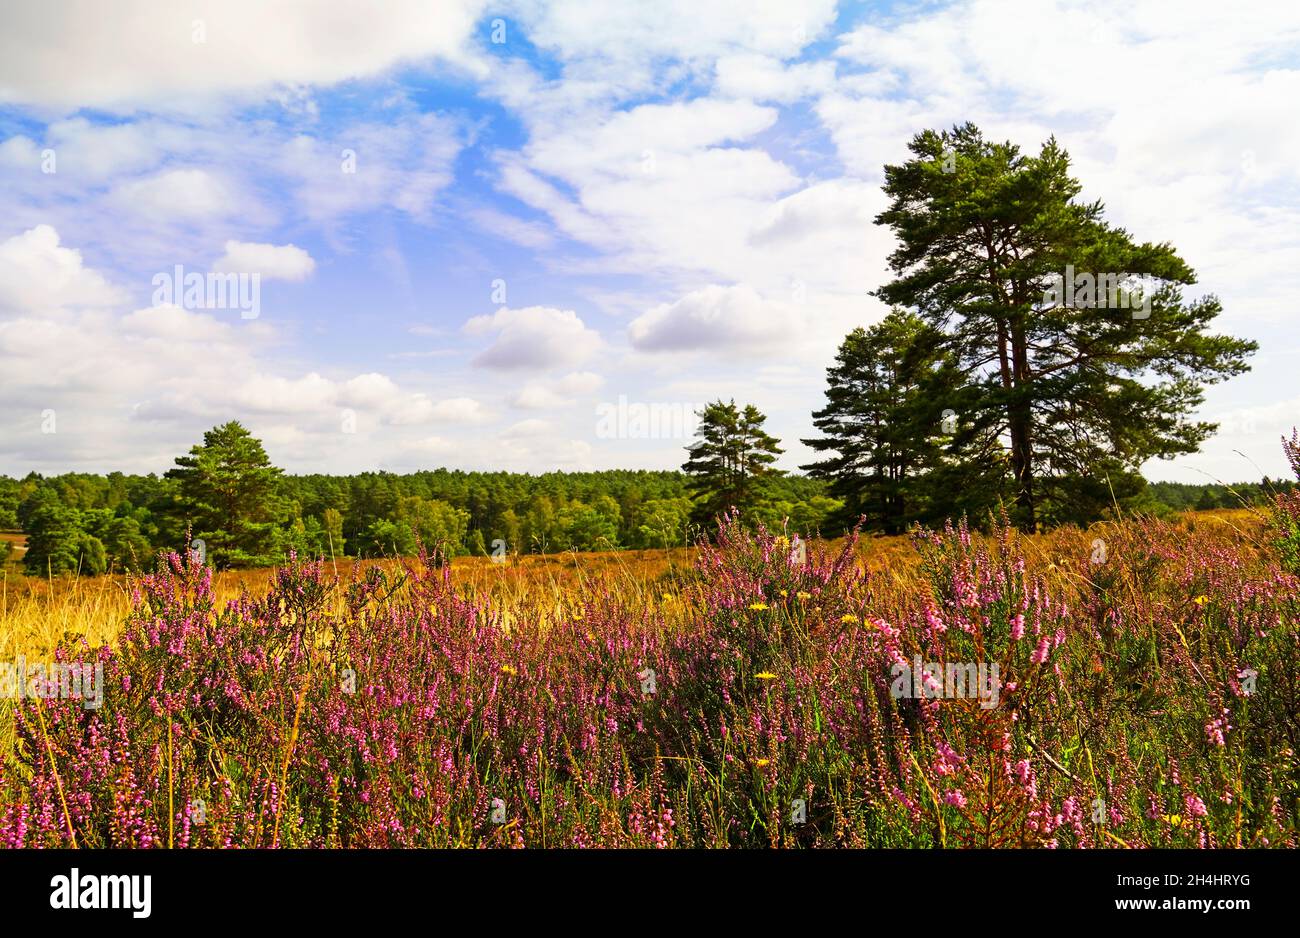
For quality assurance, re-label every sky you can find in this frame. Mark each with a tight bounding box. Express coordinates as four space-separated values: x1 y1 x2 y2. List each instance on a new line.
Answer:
0 0 1297 484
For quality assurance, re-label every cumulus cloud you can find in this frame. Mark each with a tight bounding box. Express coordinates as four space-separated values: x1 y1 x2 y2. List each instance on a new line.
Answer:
0 225 125 314
385 395 487 425
120 304 234 343
715 54 835 103
503 418 552 437
510 371 606 410
108 169 241 221
0 0 489 111
511 385 567 410
213 241 316 281
628 283 797 353
465 305 604 371
556 371 605 394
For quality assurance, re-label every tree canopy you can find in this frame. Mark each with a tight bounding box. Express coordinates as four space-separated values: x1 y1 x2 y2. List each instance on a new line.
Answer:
873 123 1257 529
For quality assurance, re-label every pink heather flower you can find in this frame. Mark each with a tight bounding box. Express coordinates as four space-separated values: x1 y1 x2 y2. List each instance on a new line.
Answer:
943 789 967 808
935 741 963 770
1013 759 1038 800
921 669 942 695
1010 614 1025 641
1030 637 1051 664
1184 794 1208 818
891 786 918 814
1205 717 1228 746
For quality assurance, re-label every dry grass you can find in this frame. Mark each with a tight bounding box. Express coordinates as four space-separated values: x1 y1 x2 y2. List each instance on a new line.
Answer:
0 509 1265 665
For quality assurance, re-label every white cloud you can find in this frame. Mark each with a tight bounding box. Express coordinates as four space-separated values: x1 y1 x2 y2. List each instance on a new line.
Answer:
715 54 835 103
120 304 233 343
279 113 466 224
556 371 605 394
465 305 604 371
0 225 125 314
1 0 1296 482
628 283 798 354
386 395 487 425
506 0 838 72
213 241 316 281
464 206 556 248
0 226 487 474
339 373 401 408
109 169 239 221
503 418 552 437
0 0 489 111
511 385 567 410
0 135 40 170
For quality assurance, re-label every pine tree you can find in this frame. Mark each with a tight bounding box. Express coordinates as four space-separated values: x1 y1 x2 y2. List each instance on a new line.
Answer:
683 400 783 529
21 494 93 576
803 310 997 534
165 421 287 567
874 123 1257 530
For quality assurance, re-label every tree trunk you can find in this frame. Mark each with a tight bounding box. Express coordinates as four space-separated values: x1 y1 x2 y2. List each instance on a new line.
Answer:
1008 317 1036 530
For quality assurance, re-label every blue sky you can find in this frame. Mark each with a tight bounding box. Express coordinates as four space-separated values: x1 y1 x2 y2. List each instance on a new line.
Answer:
1 0 1297 483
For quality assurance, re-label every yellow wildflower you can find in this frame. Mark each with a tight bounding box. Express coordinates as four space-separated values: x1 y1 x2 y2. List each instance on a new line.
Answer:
840 614 859 624
756 759 771 767
796 591 811 601
500 664 518 676
1193 595 1210 606
749 602 769 611
779 589 789 598
754 671 778 680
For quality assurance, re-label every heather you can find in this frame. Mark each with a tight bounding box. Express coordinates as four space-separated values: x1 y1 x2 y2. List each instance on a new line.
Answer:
1 480 1297 848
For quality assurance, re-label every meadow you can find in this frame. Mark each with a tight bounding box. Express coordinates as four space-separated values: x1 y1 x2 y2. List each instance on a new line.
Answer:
0 493 1295 849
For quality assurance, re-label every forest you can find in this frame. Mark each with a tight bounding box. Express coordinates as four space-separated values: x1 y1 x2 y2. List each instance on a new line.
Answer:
0 434 1288 575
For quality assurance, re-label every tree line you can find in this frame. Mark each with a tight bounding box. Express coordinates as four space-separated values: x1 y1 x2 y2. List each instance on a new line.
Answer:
0 421 834 574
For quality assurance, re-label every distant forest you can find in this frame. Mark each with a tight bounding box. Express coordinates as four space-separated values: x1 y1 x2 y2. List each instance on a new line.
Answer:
0 459 1291 576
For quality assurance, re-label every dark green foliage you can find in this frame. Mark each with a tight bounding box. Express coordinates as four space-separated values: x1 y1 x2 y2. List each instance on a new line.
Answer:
21 489 103 576
803 309 1004 534
683 400 785 529
165 421 288 568
874 123 1257 530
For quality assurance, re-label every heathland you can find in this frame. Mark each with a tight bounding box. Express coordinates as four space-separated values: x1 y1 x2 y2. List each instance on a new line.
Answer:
1 494 1296 847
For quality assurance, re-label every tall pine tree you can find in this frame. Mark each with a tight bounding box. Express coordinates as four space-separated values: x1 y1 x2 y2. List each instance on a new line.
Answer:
874 123 1257 529
166 421 287 567
802 310 1000 534
683 400 783 529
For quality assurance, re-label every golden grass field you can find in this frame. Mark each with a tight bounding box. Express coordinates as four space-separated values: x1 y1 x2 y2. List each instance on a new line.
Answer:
0 508 1266 665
